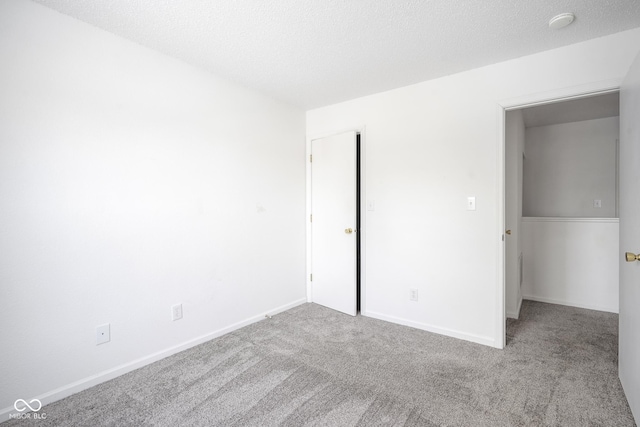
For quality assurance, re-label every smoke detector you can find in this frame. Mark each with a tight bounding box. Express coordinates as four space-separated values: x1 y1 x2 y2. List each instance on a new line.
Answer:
549 13 575 30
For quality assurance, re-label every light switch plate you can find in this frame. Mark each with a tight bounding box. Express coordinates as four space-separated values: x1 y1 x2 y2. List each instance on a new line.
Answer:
367 200 375 211
467 196 476 211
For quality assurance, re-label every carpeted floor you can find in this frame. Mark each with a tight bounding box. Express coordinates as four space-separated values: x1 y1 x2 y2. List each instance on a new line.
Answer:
3 300 636 426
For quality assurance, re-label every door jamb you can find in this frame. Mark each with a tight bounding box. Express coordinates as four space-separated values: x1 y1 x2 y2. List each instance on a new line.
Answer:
496 79 621 349
306 126 367 314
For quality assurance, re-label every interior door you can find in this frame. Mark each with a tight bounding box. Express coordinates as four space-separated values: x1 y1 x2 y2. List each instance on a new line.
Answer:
505 112 518 319
619 51 640 421
311 131 357 316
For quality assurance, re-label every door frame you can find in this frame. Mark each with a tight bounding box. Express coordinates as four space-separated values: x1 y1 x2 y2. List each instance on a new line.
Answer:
306 126 367 314
496 79 621 349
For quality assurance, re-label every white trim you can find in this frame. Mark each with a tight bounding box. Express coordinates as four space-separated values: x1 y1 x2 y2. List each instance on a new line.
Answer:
499 79 622 111
363 310 496 348
496 79 622 351
306 126 367 314
522 295 618 314
522 217 619 223
615 137 620 218
359 128 368 315
495 104 506 349
306 133 313 303
0 298 307 423
308 126 365 142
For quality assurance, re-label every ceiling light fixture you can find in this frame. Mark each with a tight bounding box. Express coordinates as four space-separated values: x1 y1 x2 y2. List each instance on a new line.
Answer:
549 13 575 30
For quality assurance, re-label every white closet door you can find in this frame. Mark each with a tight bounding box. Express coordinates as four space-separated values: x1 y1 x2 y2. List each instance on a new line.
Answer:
311 131 357 316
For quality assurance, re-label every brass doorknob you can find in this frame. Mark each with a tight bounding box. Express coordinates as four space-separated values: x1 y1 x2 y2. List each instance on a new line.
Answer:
626 252 639 262
505 230 512 235
345 228 353 234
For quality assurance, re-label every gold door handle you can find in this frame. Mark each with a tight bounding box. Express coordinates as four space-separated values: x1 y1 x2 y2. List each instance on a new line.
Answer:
625 252 639 262
345 228 353 234
505 230 511 235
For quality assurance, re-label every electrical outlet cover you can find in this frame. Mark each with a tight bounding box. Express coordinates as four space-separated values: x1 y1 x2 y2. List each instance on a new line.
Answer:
172 304 183 321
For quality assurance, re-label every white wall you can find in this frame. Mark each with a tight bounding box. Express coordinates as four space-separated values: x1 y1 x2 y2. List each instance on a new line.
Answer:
522 218 619 313
523 117 619 218
505 110 525 319
0 0 306 417
307 28 640 348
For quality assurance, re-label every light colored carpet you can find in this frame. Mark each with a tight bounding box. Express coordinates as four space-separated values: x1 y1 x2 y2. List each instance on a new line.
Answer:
3 300 635 426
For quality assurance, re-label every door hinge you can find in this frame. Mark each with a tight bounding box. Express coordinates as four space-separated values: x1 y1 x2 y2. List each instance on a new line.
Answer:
310 154 312 162
310 274 313 281
310 214 312 222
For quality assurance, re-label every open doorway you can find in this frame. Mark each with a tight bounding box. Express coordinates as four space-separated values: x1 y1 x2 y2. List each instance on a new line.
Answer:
504 91 620 338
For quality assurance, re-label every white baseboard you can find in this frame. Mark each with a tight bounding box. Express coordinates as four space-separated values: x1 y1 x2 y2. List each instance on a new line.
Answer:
362 310 496 348
522 295 618 314
0 298 307 422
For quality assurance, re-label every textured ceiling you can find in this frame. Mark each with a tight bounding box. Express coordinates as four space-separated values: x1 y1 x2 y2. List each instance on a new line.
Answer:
33 0 640 109
522 92 620 128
